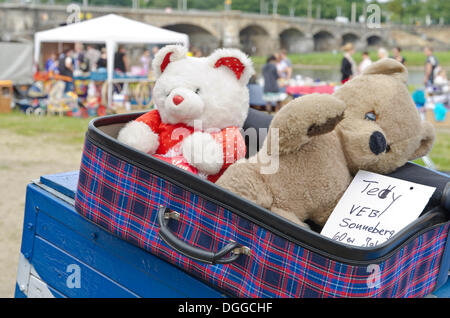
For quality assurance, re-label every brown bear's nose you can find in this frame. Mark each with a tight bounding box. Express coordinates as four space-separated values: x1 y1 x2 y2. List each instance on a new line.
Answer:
369 131 387 155
173 95 184 106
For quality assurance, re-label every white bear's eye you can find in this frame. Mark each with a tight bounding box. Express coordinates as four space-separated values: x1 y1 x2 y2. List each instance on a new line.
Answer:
195 88 200 94
365 111 377 121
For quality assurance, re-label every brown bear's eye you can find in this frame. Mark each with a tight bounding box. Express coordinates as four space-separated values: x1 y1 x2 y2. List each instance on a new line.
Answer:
365 111 377 121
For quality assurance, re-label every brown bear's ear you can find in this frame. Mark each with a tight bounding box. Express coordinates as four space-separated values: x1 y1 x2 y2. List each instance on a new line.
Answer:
410 121 436 160
362 58 408 84
266 94 346 155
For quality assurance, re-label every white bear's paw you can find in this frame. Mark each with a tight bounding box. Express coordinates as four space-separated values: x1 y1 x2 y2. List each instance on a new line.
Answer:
182 132 224 175
117 121 159 154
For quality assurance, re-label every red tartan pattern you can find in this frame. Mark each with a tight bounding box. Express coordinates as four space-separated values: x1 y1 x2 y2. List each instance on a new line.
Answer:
75 139 450 298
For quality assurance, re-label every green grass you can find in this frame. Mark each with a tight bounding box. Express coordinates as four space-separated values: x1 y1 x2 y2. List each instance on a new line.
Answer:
0 111 91 145
414 130 450 173
251 52 343 66
251 50 450 67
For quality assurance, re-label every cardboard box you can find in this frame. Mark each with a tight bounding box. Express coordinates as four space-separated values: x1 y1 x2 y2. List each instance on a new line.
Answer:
0 80 13 113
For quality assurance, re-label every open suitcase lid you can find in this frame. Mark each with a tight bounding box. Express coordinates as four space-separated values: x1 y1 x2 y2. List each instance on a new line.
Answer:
84 109 450 264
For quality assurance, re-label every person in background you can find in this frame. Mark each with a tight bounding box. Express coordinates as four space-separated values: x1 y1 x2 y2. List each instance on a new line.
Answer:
45 53 58 73
114 45 128 74
340 43 356 84
262 55 282 113
358 51 372 74
58 48 74 92
377 47 389 60
434 67 447 85
434 67 448 93
151 46 160 59
86 44 101 71
424 46 439 87
114 46 129 93
140 49 151 75
277 49 293 84
96 48 107 69
192 47 203 57
73 42 89 73
392 47 406 65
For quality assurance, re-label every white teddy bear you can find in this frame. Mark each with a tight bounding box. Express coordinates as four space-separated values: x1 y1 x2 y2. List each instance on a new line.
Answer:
117 45 255 182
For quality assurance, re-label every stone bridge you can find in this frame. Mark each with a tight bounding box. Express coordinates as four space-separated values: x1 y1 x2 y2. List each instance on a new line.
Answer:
0 2 435 56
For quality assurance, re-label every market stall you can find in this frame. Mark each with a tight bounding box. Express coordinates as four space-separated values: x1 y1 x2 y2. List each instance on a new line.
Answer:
0 42 33 85
33 14 189 113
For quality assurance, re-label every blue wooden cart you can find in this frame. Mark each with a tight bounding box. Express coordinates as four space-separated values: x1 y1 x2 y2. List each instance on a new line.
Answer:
15 171 226 298
14 170 450 298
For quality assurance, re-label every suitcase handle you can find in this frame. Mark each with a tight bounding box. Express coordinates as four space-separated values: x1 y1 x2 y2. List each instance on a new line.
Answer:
157 205 250 265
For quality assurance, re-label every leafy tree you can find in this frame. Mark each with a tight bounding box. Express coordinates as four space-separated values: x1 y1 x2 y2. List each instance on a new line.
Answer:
425 0 450 24
48 0 448 24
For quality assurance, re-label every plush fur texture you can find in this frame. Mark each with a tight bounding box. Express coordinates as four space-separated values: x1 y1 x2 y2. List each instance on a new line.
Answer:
217 58 435 228
182 131 224 175
117 120 159 154
151 46 254 129
117 45 254 179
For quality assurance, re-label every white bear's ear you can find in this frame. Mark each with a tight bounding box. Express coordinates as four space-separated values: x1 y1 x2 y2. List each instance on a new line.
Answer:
207 48 255 84
152 45 187 78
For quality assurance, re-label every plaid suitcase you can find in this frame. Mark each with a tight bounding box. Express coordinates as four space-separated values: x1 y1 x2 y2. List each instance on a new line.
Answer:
75 109 450 298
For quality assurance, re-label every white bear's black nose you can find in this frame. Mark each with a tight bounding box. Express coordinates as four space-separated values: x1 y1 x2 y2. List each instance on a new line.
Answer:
369 131 387 155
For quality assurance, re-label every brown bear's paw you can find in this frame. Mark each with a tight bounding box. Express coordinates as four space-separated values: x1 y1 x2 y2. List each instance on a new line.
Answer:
271 207 310 229
216 161 273 209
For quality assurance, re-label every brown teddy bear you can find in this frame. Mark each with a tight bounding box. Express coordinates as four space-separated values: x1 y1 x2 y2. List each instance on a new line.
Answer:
216 59 436 228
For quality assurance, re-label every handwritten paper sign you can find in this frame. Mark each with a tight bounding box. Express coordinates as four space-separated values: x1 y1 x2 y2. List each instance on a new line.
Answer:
320 170 436 247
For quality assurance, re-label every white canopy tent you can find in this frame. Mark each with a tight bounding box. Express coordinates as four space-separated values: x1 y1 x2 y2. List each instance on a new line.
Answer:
34 14 189 106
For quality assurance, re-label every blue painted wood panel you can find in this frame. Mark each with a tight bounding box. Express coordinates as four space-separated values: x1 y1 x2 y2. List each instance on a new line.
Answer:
35 207 206 297
14 284 27 298
434 278 450 298
40 171 78 199
15 281 66 298
32 236 138 298
20 183 226 298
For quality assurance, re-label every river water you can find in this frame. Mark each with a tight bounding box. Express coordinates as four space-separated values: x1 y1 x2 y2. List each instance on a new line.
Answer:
255 65 426 87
